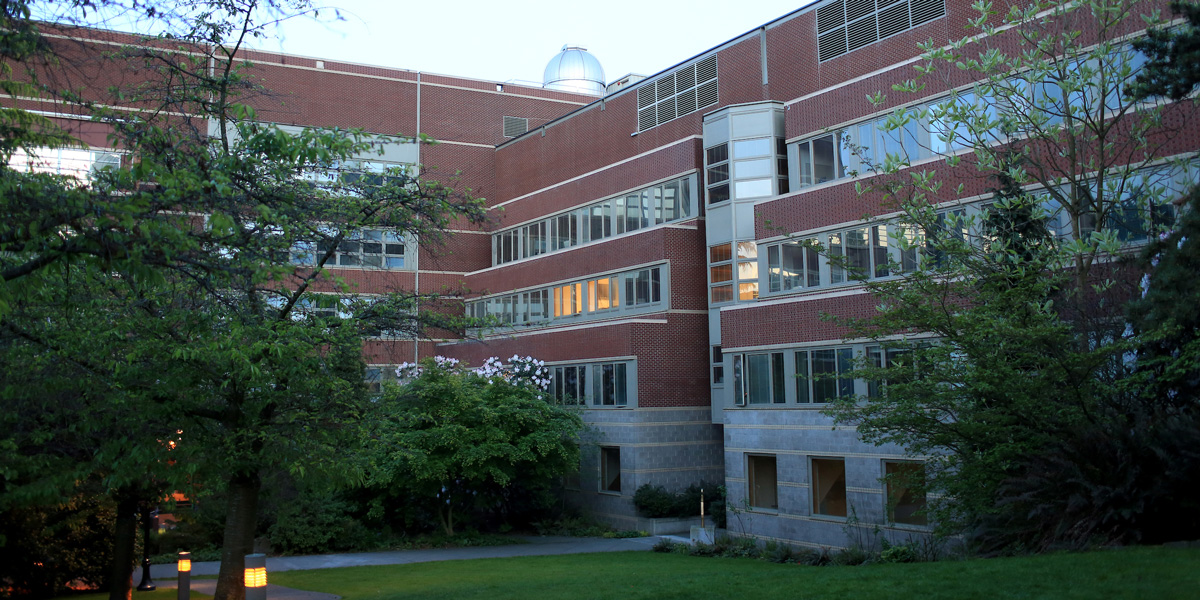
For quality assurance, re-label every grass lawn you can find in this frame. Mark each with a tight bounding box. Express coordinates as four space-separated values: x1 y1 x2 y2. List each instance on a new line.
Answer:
71 591 211 600
267 546 1199 600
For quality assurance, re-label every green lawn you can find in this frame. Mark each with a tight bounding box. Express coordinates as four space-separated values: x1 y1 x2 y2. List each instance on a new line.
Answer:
266 546 1199 600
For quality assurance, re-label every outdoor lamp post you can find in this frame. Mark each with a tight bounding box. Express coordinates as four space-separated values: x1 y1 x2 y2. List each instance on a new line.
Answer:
177 552 191 600
244 554 267 600
136 507 156 591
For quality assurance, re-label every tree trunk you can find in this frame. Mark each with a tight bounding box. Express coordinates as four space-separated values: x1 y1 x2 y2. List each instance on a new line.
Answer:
213 472 261 600
107 492 139 600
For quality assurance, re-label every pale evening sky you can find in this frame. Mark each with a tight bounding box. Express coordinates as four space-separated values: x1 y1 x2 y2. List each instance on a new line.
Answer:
254 0 816 86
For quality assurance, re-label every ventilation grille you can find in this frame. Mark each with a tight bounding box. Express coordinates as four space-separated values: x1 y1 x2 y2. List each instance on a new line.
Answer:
636 55 718 132
816 0 945 62
502 116 528 138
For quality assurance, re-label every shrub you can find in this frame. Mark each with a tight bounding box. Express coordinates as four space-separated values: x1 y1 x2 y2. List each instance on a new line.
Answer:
632 485 677 518
651 537 676 553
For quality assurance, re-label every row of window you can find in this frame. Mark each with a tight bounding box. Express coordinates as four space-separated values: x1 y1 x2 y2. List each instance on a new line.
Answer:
9 147 122 184
493 175 697 266
758 161 1192 299
550 361 633 407
467 265 665 327
731 343 905 405
792 46 1149 189
289 228 411 269
747 454 927 526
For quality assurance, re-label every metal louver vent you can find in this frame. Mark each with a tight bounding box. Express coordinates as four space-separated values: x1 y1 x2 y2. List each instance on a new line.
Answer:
817 0 944 62
657 75 676 101
638 86 656 110
847 14 878 50
676 89 697 115
657 99 677 123
696 55 718 83
816 0 845 33
636 54 718 132
676 64 697 89
846 0 875 21
502 116 528 138
639 108 658 131
877 2 910 38
696 79 719 109
911 0 945 25
818 28 848 61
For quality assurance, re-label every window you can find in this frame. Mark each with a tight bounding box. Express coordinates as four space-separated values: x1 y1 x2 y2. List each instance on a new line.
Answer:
767 238 821 291
551 365 588 405
748 455 778 510
734 352 785 405
548 360 634 408
600 447 622 492
8 146 122 185
736 242 759 300
793 131 851 187
293 229 411 270
828 225 890 283
592 362 629 406
468 265 664 328
711 346 724 385
705 143 730 204
811 457 847 517
709 243 734 303
885 461 928 526
796 348 854 403
494 174 696 265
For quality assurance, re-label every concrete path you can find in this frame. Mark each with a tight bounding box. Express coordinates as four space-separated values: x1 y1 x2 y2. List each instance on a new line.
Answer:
137 535 659 583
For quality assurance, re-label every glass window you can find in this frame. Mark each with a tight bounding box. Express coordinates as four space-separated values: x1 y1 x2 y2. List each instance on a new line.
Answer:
733 137 771 158
886 461 928 526
601 447 621 492
748 455 778 510
812 458 847 517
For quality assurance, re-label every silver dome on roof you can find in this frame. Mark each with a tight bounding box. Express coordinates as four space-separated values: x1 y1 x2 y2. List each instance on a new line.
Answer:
543 45 606 95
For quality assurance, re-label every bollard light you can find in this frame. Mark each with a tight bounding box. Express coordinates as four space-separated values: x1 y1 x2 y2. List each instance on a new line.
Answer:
244 553 267 600
177 552 191 600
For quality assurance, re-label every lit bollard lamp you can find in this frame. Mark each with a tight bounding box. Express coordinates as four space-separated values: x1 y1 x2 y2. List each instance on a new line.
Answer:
177 552 191 600
244 554 267 600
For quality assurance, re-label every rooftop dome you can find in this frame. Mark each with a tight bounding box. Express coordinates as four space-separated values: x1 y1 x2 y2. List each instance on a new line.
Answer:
543 45 605 95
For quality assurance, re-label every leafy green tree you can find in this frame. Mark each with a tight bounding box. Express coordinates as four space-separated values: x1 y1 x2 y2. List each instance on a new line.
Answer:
825 0 1200 551
1 3 487 600
1132 0 1200 100
370 358 583 536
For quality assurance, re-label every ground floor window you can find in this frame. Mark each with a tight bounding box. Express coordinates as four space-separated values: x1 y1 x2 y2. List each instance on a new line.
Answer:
748 454 778 510
811 457 847 517
601 447 622 493
885 461 928 526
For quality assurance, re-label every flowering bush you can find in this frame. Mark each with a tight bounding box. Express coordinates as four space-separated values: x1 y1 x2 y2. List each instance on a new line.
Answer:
396 355 550 391
374 355 582 535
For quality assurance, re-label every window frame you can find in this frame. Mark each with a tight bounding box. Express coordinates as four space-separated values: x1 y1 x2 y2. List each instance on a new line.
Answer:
747 454 779 510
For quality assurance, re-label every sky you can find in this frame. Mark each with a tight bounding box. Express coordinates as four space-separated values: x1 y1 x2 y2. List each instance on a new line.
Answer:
252 0 816 86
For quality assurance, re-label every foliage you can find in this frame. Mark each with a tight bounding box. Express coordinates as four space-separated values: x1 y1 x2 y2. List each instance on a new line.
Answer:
631 482 724 527
1131 0 1200 101
0 483 116 599
369 357 583 536
826 0 1200 552
0 2 490 600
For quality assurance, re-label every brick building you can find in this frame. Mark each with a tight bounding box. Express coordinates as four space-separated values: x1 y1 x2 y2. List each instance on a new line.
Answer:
21 0 1196 548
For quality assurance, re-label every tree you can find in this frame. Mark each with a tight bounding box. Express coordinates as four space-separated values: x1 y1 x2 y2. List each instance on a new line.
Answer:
824 0 1200 551
1 3 488 600
369 357 583 536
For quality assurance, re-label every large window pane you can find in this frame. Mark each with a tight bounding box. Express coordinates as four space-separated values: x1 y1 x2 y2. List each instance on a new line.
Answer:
812 458 847 517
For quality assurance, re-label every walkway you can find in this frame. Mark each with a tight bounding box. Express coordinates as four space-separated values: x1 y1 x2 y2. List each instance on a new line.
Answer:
140 535 661 600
